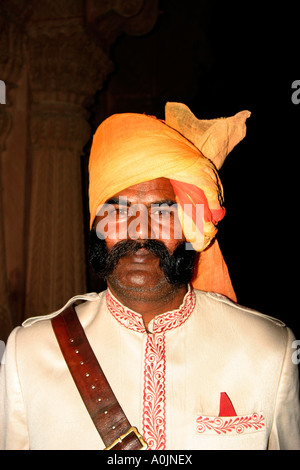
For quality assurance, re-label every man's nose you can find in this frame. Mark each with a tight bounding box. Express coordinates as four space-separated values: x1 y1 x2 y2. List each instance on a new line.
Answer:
127 205 156 240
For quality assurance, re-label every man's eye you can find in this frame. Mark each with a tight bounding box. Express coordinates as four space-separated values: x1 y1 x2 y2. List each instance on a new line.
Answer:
151 208 173 218
104 207 128 218
158 210 170 216
114 207 128 217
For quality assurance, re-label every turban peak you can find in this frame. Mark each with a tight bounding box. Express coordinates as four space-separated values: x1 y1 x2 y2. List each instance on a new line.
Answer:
165 102 251 170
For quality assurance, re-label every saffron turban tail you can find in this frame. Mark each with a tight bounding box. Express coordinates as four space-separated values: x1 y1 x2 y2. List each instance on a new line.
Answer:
88 103 250 302
192 240 237 302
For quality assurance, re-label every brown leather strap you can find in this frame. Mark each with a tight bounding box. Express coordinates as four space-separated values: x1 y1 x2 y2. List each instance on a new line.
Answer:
51 304 147 450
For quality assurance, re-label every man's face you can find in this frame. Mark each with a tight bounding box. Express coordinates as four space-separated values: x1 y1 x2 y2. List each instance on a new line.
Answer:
92 178 193 298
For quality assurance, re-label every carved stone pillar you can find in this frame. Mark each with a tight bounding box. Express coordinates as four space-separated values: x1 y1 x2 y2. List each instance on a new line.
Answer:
24 14 113 316
24 102 90 315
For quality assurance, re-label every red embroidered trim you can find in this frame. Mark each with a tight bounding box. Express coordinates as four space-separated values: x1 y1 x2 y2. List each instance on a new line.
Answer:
142 332 166 450
106 287 196 450
196 413 265 435
106 291 146 333
152 289 196 334
106 287 195 334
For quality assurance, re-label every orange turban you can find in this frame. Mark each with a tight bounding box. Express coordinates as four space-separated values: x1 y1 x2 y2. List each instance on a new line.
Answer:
89 103 250 302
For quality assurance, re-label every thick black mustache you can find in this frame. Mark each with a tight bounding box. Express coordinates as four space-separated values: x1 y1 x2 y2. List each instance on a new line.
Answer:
109 238 170 259
88 230 196 286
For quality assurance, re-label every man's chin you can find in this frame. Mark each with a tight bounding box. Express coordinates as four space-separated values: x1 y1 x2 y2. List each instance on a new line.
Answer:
107 272 169 293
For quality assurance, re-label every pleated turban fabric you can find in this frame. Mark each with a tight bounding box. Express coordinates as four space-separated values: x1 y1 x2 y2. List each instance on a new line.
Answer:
89 103 250 302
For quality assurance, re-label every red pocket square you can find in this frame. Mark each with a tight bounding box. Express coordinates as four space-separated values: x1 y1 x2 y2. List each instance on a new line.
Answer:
219 392 237 417
196 392 265 435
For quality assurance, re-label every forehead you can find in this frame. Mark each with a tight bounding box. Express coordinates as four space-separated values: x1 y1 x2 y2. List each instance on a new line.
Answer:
109 177 176 203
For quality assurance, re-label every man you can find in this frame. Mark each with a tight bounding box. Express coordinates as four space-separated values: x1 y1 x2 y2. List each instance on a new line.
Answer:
1 103 299 450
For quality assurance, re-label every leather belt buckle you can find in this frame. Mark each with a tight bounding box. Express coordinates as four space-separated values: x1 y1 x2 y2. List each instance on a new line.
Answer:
105 426 148 450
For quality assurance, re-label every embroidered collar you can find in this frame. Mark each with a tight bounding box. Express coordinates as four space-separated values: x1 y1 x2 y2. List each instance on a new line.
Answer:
106 285 196 334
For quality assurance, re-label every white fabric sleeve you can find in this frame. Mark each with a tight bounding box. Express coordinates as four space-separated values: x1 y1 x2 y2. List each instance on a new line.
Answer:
268 327 300 449
0 327 30 450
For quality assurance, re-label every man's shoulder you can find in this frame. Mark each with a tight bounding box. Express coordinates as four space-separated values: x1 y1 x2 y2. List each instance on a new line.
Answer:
21 292 105 327
12 292 107 347
195 289 285 328
193 289 291 356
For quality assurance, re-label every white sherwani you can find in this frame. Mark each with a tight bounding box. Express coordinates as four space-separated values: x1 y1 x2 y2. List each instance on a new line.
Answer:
1 288 299 450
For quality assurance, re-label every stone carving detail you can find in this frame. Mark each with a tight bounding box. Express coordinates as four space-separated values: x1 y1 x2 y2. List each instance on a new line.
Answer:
26 21 114 105
86 0 159 45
